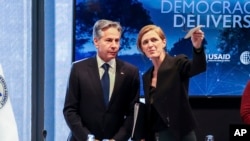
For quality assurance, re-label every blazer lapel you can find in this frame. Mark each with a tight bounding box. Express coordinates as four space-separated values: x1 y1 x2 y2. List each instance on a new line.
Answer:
87 58 107 108
108 59 125 106
143 67 153 103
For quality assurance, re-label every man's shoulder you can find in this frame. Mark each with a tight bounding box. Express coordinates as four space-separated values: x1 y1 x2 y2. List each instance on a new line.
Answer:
116 58 138 70
73 57 95 65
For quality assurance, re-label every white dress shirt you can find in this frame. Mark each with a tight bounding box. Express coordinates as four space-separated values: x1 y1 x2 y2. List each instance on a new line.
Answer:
96 55 116 101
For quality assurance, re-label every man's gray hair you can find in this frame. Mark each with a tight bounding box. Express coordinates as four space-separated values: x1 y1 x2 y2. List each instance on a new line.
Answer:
92 19 122 40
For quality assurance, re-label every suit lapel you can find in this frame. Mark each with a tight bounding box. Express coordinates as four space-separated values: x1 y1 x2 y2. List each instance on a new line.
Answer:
87 58 107 107
143 67 153 102
108 59 125 106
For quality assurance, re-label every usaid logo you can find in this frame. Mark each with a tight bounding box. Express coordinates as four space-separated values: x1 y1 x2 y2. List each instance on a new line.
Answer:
206 54 231 62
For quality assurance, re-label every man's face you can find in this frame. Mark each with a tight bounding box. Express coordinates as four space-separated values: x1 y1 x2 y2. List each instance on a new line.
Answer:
94 27 121 62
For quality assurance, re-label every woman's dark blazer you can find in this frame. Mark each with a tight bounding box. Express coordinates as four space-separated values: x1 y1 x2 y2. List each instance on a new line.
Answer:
142 48 206 141
63 56 140 141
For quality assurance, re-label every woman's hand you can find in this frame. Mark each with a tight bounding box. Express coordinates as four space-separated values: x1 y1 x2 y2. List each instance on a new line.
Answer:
191 29 205 49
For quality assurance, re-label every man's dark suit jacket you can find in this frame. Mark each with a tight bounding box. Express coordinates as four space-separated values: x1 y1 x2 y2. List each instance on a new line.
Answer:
63 56 140 141
142 48 206 141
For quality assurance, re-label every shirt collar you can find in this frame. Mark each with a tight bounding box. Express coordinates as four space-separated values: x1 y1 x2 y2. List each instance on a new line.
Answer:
96 55 115 69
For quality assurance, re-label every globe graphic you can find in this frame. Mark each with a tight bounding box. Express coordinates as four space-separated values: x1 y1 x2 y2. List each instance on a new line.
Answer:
240 51 250 65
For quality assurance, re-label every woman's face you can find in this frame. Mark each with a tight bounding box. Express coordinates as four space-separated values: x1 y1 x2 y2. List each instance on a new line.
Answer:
140 30 166 59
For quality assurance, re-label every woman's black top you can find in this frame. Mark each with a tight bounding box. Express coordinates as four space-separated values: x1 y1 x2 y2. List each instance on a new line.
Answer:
149 86 168 132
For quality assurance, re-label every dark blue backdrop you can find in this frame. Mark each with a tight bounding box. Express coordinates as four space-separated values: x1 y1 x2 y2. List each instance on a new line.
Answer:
73 0 250 97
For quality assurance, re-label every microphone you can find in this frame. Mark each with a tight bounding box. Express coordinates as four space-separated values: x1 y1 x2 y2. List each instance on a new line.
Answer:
42 130 47 141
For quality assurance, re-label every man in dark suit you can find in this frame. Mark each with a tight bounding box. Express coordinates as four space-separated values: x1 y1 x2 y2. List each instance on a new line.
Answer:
63 19 140 141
